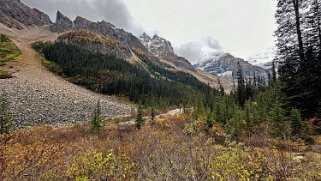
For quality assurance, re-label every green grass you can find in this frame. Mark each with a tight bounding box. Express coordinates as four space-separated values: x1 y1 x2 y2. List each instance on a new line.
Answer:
0 69 13 79
0 34 21 65
0 34 21 79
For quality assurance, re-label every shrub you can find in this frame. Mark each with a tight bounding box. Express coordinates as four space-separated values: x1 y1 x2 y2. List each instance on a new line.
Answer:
0 94 11 134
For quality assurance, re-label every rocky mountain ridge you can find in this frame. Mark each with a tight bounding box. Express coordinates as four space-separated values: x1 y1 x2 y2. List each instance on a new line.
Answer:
139 33 194 71
194 53 269 81
50 11 148 53
0 0 52 30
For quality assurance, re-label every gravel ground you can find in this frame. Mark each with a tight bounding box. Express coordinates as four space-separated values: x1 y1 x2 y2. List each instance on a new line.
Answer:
0 26 133 129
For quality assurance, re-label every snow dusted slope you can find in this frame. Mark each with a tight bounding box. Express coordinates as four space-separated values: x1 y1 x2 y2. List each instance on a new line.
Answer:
247 47 277 70
194 53 269 81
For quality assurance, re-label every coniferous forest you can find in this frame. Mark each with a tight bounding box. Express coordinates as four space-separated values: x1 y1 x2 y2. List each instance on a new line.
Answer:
33 42 215 109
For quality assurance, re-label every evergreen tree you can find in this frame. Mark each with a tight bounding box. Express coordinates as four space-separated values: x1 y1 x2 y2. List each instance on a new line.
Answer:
236 62 245 107
292 0 305 63
0 94 11 134
290 108 303 136
269 98 288 139
218 79 225 96
272 60 277 82
136 105 143 129
244 101 253 135
245 78 253 101
91 101 102 134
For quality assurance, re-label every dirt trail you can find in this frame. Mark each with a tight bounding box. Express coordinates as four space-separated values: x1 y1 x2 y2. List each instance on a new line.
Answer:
0 26 132 129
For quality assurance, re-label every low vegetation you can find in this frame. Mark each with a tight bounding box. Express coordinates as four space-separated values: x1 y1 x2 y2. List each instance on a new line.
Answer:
0 113 320 180
0 94 11 134
0 34 21 78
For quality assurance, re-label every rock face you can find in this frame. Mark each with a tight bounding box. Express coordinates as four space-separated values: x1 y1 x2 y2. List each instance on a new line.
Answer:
0 0 52 29
49 11 72 32
140 33 174 57
139 33 194 71
194 53 269 81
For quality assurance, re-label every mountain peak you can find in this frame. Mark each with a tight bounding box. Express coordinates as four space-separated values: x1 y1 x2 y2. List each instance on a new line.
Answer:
152 34 161 39
50 10 72 32
0 0 52 29
74 16 93 24
139 33 195 70
139 34 174 57
194 53 269 80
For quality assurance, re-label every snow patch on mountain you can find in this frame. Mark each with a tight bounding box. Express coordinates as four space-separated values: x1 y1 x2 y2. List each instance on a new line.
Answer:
247 47 276 70
194 53 269 81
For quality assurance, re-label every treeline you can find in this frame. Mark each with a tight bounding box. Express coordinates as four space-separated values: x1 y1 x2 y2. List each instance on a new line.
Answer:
32 42 217 109
190 68 314 142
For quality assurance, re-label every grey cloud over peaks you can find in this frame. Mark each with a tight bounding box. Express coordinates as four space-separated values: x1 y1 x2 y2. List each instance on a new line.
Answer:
174 36 223 64
21 0 144 35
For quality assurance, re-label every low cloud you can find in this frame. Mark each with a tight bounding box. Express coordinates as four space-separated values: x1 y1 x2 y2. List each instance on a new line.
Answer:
22 0 144 35
174 36 223 64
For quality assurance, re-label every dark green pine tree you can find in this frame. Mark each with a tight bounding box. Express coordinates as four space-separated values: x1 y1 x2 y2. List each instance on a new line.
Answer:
290 108 303 136
218 79 225 96
272 60 277 83
151 108 156 121
136 105 144 129
91 101 102 135
245 78 253 101
236 62 245 107
297 47 319 117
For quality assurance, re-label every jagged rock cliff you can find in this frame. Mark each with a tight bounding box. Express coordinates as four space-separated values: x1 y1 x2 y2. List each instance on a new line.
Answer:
139 33 194 71
0 0 52 29
50 12 148 53
49 11 72 32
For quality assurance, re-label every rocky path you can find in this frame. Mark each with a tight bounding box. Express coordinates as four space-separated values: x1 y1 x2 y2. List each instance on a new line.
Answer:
0 26 133 129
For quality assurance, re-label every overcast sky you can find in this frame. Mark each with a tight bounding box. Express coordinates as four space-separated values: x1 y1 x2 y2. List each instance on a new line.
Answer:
22 0 277 63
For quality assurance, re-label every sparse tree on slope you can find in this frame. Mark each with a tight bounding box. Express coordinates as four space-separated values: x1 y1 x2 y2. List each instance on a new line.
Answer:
91 101 102 134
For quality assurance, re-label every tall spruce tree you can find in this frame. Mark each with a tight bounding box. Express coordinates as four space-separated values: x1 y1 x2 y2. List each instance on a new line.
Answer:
290 108 303 136
236 62 245 107
91 101 102 134
218 79 225 96
272 60 277 83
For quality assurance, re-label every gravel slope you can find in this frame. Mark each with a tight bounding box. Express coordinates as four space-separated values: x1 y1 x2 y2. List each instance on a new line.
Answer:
0 26 133 129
